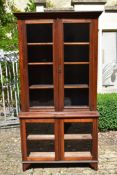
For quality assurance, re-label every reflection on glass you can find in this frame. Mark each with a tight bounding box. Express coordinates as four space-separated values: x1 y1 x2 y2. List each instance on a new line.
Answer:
30 89 54 107
64 89 89 106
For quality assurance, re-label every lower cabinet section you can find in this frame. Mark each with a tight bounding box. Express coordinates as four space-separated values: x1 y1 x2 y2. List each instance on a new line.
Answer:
20 116 98 170
23 119 56 161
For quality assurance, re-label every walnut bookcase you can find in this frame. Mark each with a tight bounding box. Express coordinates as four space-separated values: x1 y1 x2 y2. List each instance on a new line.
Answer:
14 11 101 171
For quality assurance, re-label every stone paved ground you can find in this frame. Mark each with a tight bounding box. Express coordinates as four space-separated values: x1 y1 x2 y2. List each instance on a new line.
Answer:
0 127 117 175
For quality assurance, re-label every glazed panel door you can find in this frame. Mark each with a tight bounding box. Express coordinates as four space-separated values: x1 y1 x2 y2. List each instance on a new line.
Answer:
20 20 60 111
56 19 98 111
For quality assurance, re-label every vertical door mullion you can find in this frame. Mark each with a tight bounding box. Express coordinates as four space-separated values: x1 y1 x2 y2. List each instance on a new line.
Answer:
53 19 64 160
55 119 60 160
57 20 64 111
59 119 65 160
53 20 59 111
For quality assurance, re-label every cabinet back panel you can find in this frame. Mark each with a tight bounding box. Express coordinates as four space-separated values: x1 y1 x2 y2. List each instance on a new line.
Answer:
64 123 92 134
64 23 89 42
64 65 89 84
28 46 53 62
29 89 54 107
64 45 89 62
27 141 54 154
64 140 92 152
64 89 89 106
26 123 54 134
27 24 52 43
28 66 53 85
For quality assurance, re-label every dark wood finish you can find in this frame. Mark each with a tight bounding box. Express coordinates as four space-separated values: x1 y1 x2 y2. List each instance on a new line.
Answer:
15 11 101 171
20 119 28 161
89 19 98 111
14 12 101 20
23 163 31 172
57 19 64 111
53 20 59 110
90 118 98 170
55 120 60 160
19 111 99 118
18 20 29 111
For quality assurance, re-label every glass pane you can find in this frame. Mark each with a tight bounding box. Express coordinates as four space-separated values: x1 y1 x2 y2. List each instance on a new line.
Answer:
64 89 89 106
64 122 92 134
29 89 54 107
26 122 55 157
64 45 89 62
64 122 92 153
28 45 53 62
27 24 52 43
28 66 53 85
65 140 92 152
64 23 89 42
64 65 89 84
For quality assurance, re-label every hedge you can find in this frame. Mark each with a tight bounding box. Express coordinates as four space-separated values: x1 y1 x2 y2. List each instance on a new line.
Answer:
97 93 117 131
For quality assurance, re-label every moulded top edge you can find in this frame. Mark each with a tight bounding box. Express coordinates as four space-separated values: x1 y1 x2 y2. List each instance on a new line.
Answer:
14 11 102 20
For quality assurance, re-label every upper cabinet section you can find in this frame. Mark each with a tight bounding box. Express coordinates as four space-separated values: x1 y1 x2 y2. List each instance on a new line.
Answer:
15 12 101 112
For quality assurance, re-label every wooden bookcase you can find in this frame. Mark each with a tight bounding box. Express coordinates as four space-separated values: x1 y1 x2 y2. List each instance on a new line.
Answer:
14 11 101 171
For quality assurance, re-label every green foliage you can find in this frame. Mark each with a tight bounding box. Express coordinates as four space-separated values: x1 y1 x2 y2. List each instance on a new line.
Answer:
25 0 36 12
46 0 54 8
98 93 117 131
0 0 36 51
0 1 18 51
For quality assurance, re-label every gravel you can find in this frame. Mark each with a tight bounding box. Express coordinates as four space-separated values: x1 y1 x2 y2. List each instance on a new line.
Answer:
0 127 117 175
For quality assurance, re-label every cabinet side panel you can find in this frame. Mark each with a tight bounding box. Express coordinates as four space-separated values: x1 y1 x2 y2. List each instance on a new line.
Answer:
20 119 28 161
92 118 98 160
89 19 98 110
93 19 98 110
18 20 29 111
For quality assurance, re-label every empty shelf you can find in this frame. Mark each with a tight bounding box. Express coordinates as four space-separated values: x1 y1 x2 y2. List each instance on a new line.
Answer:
64 42 90 45
29 85 54 89
28 62 53 65
27 152 55 160
64 134 92 140
27 43 53 46
64 84 89 89
27 134 54 141
65 152 92 158
64 62 89 65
